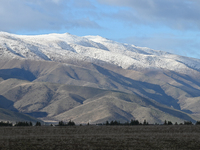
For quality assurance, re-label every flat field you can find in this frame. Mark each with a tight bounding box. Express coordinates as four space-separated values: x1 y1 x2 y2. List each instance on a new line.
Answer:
0 125 200 150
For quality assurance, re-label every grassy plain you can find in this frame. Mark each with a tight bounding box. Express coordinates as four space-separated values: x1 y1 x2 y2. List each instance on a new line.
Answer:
0 125 200 150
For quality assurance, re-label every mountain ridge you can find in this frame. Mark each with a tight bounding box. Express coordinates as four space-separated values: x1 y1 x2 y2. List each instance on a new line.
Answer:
1 32 200 74
1 32 200 123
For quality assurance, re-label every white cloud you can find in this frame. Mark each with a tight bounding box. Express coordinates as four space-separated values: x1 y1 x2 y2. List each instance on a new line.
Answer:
97 0 200 30
0 0 100 33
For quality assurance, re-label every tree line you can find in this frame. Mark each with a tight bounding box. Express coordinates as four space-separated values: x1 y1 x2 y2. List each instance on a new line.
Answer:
0 121 41 127
57 120 75 126
98 120 200 126
0 121 12 126
103 119 149 126
15 121 42 126
1 120 200 127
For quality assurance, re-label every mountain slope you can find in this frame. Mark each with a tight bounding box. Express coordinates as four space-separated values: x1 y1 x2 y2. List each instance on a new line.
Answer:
1 32 200 123
0 59 185 110
1 58 200 120
1 32 200 74
0 95 43 123
0 78 195 124
0 108 42 123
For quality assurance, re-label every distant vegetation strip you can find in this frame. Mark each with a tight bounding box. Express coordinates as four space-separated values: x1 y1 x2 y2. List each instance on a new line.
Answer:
1 120 200 127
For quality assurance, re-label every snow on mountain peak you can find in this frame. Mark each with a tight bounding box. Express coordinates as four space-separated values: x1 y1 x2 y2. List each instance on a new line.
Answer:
1 32 200 73
84 35 110 43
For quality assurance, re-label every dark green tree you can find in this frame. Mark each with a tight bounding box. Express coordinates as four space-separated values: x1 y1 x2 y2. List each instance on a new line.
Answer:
110 120 114 125
105 121 109 125
167 121 173 125
196 121 200 125
184 121 193 125
143 119 148 125
0 121 12 126
58 121 65 126
164 120 167 125
15 121 31 126
35 121 41 126
130 119 139 125
67 120 75 126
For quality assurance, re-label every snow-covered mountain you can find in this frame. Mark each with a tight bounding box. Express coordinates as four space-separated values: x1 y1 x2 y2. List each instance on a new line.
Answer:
2 32 200 123
1 32 200 74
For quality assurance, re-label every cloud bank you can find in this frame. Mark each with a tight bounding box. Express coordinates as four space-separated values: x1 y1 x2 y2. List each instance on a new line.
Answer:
98 0 200 30
1 0 199 33
0 0 100 33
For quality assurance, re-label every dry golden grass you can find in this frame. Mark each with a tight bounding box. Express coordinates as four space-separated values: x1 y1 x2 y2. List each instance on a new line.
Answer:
0 125 200 149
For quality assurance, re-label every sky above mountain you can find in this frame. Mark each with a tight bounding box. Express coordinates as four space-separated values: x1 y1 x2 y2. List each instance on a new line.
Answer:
0 0 200 59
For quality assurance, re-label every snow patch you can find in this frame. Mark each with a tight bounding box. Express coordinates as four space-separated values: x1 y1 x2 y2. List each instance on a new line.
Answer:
1 32 200 74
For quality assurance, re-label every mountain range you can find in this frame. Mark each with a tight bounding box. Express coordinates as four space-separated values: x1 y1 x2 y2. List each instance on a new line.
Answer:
0 32 200 124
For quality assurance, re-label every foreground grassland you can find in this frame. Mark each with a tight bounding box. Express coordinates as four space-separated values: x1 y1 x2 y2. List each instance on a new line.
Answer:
0 125 200 150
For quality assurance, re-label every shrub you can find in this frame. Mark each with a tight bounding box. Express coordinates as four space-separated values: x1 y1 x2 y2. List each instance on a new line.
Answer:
184 121 193 125
196 121 200 125
15 121 32 126
0 121 12 126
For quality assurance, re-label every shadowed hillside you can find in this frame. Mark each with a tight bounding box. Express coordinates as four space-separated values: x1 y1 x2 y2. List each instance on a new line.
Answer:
0 107 42 123
1 59 200 119
0 78 195 124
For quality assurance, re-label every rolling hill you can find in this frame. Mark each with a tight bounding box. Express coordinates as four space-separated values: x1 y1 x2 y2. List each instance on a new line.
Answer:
0 78 195 124
0 95 42 123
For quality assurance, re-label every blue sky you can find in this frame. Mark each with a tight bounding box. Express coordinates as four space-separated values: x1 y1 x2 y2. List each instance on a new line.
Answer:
0 0 200 59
